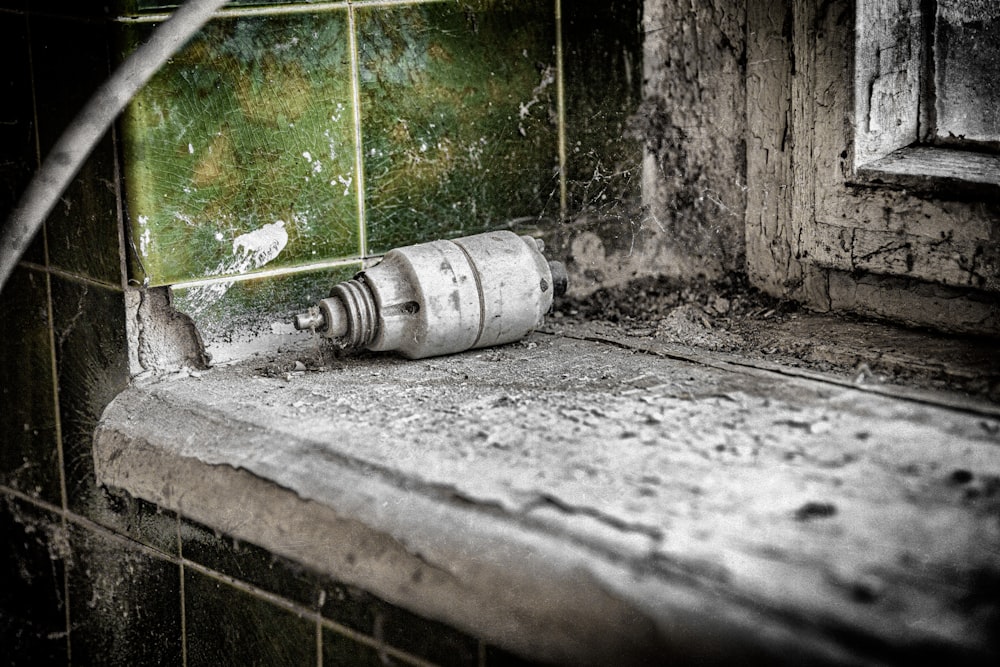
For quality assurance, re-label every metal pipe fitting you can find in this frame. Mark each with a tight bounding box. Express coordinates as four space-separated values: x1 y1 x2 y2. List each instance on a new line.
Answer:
294 230 568 360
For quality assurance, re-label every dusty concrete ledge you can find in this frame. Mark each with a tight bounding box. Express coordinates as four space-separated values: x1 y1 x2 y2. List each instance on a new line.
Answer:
93 329 1000 665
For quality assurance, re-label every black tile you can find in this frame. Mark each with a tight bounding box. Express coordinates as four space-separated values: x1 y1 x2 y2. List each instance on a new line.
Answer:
0 10 43 264
185 568 316 667
0 496 69 665
318 573 478 666
0 266 61 505
29 1 116 18
484 643 550 666
0 9 36 214
29 13 122 284
374 601 479 667
29 12 111 165
90 486 180 556
49 275 129 518
65 519 183 665
321 627 384 667
181 516 321 611
317 577 379 638
43 134 124 285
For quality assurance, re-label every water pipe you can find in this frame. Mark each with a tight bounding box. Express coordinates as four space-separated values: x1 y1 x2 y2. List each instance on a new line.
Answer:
0 0 230 293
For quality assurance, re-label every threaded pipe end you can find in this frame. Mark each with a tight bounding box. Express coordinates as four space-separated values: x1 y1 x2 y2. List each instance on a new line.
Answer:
331 277 378 349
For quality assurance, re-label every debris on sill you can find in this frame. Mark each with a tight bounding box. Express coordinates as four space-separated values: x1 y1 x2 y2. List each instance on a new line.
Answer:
552 274 1000 404
94 326 1000 665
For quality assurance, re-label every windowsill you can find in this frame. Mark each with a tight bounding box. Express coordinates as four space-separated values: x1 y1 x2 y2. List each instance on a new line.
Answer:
855 145 1000 197
92 322 1000 664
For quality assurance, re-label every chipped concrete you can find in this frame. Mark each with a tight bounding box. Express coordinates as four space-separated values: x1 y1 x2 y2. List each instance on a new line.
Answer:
94 325 1000 665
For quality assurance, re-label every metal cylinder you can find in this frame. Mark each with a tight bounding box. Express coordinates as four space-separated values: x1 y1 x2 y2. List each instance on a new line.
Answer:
294 230 566 360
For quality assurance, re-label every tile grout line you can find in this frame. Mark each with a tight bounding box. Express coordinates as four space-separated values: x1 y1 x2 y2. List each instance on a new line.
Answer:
17 261 126 292
316 609 323 667
179 556 438 667
347 1 368 258
102 18 133 293
15 500 440 667
166 257 368 290
114 0 445 23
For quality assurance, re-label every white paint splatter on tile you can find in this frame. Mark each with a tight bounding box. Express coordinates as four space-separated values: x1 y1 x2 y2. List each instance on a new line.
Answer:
182 221 289 316
518 64 555 120
138 215 151 257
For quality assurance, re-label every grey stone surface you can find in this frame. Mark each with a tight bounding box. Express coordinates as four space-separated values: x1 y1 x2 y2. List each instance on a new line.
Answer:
94 327 1000 665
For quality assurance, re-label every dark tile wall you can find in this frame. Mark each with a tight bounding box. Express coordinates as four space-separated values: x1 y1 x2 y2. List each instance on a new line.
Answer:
0 497 69 664
0 1 643 664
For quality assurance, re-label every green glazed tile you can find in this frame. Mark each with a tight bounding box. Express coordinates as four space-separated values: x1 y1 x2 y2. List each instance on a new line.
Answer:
65 520 183 665
358 0 560 254
562 0 643 221
0 497 68 664
49 275 130 518
185 568 316 667
120 11 359 286
0 267 61 505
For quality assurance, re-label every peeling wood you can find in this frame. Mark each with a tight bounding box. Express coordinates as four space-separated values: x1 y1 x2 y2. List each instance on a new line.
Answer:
858 145 1000 194
805 221 999 291
827 270 1000 333
745 1 799 295
745 0 1000 334
640 0 748 280
853 0 924 166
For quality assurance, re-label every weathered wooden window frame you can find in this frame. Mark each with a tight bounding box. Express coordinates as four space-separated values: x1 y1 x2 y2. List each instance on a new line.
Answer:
745 0 999 335
853 0 1000 193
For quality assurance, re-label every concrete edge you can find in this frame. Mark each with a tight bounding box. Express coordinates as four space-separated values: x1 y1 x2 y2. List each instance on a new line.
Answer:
92 383 862 666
